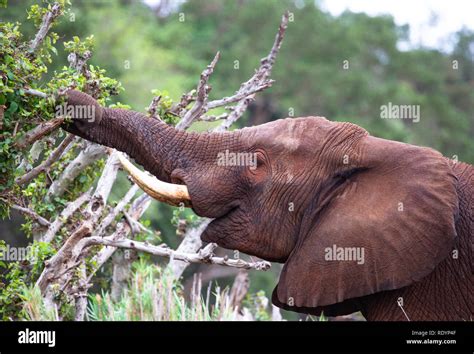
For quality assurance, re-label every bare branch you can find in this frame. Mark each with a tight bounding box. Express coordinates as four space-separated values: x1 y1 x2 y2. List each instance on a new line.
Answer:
95 184 139 237
37 220 93 295
14 116 65 150
215 97 253 132
23 88 48 98
196 112 229 122
73 264 88 321
229 270 250 311
8 203 50 227
87 151 120 220
78 237 271 271
28 2 62 53
176 52 220 130
166 218 211 278
15 133 75 186
169 90 195 117
46 142 107 199
146 95 162 120
67 50 92 74
206 80 274 110
87 194 152 282
41 189 92 243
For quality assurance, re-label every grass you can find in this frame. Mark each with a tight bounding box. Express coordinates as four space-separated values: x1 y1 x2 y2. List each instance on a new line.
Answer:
87 260 266 321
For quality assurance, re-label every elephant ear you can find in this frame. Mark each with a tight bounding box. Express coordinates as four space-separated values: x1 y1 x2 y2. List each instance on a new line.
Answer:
273 136 459 314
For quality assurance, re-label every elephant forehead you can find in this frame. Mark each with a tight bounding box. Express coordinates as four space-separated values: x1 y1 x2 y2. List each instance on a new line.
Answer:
247 117 332 149
277 136 300 151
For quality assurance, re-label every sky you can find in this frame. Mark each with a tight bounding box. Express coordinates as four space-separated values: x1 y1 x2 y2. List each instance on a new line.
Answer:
320 0 474 50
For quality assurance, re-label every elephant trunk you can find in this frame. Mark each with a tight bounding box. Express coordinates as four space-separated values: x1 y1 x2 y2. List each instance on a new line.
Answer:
61 90 235 207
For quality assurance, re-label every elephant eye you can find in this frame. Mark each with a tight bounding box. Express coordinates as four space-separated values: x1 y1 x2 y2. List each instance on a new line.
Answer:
246 150 270 182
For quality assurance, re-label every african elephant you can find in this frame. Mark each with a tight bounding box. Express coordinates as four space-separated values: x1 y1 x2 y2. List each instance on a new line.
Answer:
62 90 473 321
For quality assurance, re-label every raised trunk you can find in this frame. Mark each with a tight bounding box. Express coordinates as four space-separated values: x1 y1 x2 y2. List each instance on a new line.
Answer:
62 91 239 189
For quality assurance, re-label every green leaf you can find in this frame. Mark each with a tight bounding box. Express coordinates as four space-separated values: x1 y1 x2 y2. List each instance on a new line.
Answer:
7 101 18 113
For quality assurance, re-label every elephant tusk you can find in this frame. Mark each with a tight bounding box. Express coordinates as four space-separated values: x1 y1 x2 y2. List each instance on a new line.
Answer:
116 152 192 208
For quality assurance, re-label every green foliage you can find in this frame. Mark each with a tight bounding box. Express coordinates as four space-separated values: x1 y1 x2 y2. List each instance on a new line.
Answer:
171 206 199 229
0 1 124 320
63 35 94 56
0 240 55 320
149 89 181 125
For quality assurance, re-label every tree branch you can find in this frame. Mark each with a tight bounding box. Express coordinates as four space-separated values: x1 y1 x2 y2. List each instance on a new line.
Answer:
94 183 139 237
23 88 48 98
78 237 271 271
46 142 107 199
15 133 75 186
8 203 50 227
28 2 62 53
14 117 65 150
41 189 92 243
176 52 220 130
169 90 195 117
86 193 152 283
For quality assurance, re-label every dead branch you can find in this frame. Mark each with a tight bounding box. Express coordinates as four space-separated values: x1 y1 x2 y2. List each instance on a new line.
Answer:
206 81 273 111
176 52 220 130
86 151 120 219
87 194 152 283
73 264 88 321
229 270 250 311
37 151 122 312
28 2 62 53
67 51 92 74
146 95 162 120
41 189 92 243
166 218 211 279
15 133 75 186
36 221 93 294
77 236 271 271
95 184 139 237
196 112 229 122
46 142 107 199
8 203 51 227
14 117 65 150
23 88 48 98
169 90 195 117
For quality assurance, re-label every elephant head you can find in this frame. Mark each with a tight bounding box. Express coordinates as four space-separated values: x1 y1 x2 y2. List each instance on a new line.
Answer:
62 90 459 316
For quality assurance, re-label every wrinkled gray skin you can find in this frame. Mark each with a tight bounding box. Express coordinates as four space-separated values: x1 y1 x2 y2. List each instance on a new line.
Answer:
63 90 473 321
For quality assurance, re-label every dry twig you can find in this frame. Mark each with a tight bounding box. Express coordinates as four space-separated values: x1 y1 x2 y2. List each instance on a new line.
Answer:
15 133 75 186
77 237 271 271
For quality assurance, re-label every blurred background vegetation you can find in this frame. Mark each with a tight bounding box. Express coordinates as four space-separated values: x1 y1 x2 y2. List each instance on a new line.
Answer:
1 0 473 320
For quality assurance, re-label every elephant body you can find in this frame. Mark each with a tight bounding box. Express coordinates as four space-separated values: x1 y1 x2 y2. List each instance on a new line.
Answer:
63 90 473 321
